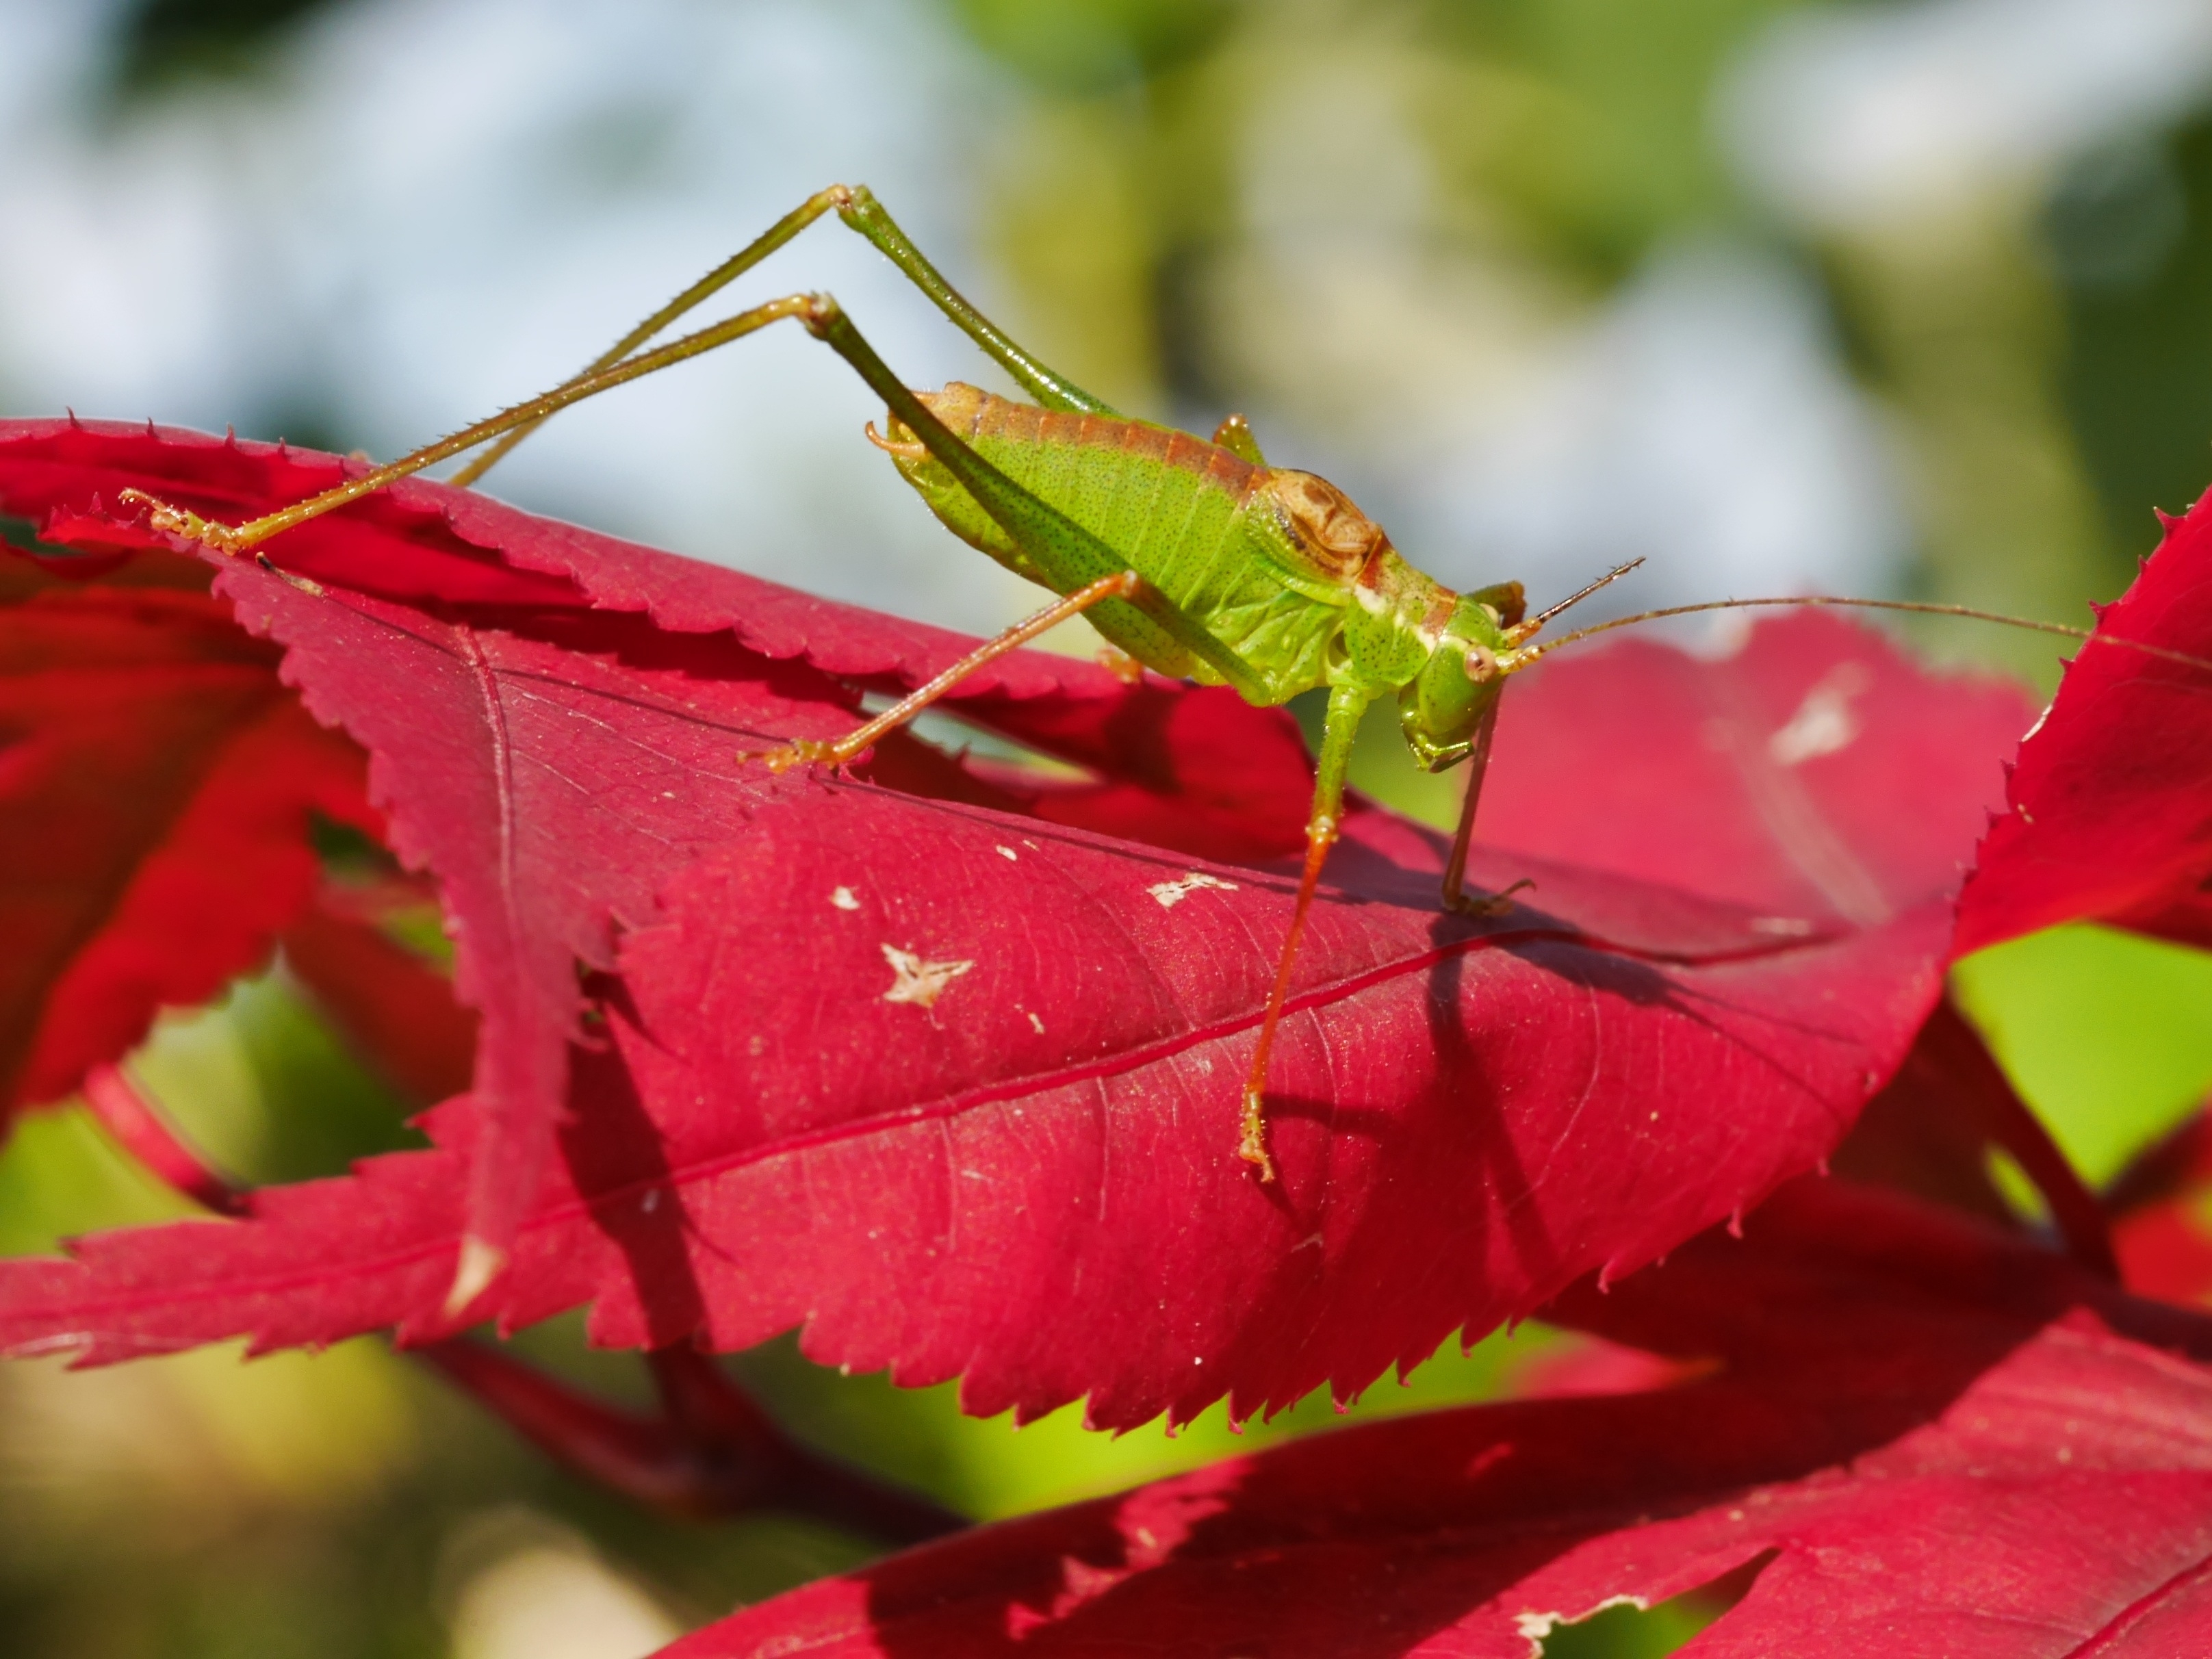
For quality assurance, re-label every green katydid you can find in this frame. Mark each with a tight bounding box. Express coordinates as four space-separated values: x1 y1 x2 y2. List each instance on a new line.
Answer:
122 183 2144 1183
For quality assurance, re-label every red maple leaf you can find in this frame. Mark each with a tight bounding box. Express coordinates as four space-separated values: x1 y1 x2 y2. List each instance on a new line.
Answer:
654 1180 2212 1658
1 417 1255 1290
0 422 2038 1426
0 544 376 1121
1955 483 2212 953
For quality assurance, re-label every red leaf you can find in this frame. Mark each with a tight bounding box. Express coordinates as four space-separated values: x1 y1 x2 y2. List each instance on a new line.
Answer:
282 893 478 1106
1830 996 2115 1276
0 568 376 1118
2103 1104 2212 1304
0 417 2031 1424
651 1182 2212 1658
1955 491 2212 954
1475 612 2036 925
0 417 1159 1287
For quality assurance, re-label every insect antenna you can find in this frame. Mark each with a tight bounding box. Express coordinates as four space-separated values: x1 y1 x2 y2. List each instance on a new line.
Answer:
1512 593 2212 678
1515 556 1646 637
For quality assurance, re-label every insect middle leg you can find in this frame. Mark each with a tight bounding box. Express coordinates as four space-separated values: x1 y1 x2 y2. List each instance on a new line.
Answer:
1239 680 1370 1183
741 569 1152 772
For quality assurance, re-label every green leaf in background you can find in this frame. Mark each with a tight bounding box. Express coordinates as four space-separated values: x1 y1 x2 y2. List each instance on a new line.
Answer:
1954 923 2212 1187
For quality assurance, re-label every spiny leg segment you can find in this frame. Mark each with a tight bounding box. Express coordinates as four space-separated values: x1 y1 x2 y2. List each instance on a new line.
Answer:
120 292 821 554
450 183 1111 489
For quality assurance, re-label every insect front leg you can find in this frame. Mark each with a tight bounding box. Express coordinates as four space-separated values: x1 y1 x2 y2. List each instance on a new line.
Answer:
1239 680 1369 1182
1439 700 1532 916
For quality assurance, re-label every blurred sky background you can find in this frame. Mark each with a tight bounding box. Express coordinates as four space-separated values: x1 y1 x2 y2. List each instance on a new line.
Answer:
11 0 2212 653
9 1 2212 1656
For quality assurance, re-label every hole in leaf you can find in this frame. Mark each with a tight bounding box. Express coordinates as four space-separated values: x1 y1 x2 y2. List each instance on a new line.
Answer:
1536 1550 1774 1657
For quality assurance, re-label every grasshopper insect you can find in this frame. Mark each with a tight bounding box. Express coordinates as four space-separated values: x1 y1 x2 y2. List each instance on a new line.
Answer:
123 183 2141 1182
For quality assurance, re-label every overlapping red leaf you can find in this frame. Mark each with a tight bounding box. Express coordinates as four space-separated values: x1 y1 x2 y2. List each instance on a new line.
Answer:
0 549 376 1120
0 421 2027 1426
657 1181 2212 1659
1476 617 2036 927
0 417 1158 1279
1955 485 2212 953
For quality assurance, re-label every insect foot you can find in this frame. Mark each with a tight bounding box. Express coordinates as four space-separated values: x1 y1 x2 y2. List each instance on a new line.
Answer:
740 738 839 775
116 487 246 556
1238 1086 1278 1184
1444 877 1535 918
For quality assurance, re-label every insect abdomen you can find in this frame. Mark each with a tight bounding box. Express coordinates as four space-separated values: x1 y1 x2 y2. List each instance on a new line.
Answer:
894 385 1340 699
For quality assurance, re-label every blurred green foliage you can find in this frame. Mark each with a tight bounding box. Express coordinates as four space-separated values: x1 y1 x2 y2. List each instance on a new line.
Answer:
949 0 1236 94
2059 114 2212 563
110 0 342 92
1414 0 1803 273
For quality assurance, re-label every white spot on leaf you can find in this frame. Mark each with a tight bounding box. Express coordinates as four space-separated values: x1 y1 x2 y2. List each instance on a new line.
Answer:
1027 1010 1046 1034
881 943 975 1009
1149 871 1241 909
831 886 860 911
995 845 1019 862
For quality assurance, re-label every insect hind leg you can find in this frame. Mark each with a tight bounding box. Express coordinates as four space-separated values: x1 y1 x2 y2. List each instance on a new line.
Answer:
121 293 823 557
456 183 1116 487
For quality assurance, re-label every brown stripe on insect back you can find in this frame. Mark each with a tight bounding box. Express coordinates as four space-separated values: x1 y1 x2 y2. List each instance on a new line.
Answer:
918 383 1261 489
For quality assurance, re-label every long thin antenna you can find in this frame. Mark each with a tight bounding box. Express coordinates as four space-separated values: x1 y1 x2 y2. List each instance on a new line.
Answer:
1514 593 2212 678
1521 558 1645 634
